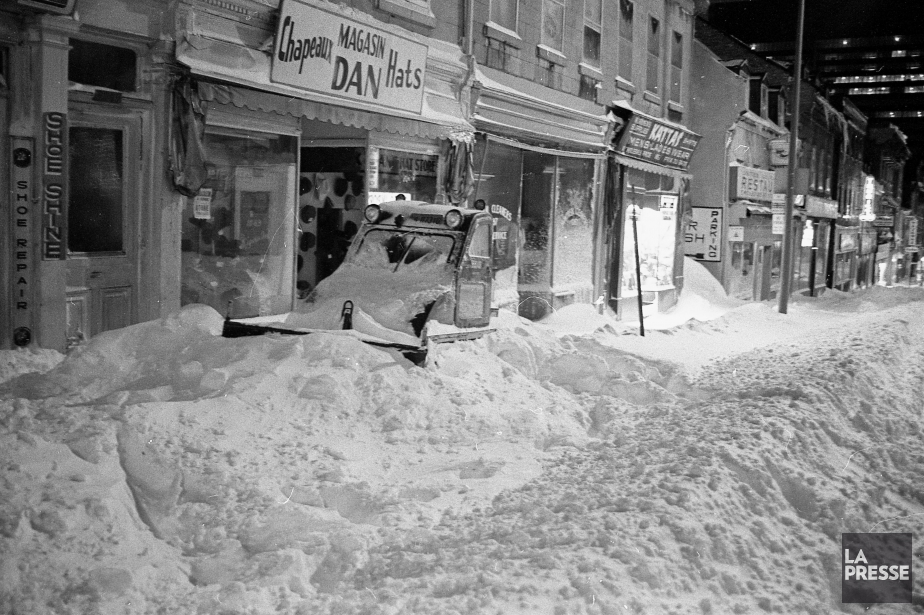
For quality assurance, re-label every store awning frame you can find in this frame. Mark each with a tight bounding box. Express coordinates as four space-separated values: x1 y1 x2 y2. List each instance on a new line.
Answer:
177 35 474 141
610 153 691 181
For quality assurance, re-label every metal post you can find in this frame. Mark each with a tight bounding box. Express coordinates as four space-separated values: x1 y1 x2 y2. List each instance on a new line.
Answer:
631 200 645 336
778 0 805 314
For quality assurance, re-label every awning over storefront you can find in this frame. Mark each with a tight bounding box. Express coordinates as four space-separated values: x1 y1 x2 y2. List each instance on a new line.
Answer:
612 153 690 182
176 34 474 141
472 66 610 151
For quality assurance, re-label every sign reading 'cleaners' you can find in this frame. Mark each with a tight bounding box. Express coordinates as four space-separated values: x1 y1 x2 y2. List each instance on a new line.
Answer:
271 0 428 114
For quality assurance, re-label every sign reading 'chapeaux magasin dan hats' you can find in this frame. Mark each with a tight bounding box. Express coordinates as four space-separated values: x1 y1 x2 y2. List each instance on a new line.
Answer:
270 0 428 114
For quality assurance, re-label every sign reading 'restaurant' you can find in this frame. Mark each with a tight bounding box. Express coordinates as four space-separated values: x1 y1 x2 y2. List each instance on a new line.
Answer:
614 114 700 171
271 0 428 114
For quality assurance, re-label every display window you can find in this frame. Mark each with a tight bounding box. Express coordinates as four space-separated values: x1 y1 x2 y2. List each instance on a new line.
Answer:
620 168 677 296
552 157 596 292
373 148 438 201
180 127 297 318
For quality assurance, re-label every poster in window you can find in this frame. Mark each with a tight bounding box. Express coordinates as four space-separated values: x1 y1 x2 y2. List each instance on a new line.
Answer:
238 191 271 255
193 188 213 219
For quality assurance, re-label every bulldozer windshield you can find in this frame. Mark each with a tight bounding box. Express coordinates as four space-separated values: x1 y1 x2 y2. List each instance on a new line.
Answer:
352 229 457 272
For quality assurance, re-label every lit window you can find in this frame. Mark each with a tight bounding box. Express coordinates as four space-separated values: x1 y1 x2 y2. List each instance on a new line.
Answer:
892 50 907 58
906 85 924 94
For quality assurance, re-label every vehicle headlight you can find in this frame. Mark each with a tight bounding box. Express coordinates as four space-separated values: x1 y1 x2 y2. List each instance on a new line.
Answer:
444 209 463 229
364 204 381 223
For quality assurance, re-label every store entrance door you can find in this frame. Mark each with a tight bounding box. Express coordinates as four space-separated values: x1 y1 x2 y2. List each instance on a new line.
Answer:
65 105 140 345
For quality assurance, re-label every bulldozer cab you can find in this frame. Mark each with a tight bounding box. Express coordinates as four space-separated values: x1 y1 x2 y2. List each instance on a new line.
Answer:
351 201 494 329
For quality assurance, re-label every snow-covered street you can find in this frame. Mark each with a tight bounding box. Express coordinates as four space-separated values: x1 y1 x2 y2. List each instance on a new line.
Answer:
2 261 923 614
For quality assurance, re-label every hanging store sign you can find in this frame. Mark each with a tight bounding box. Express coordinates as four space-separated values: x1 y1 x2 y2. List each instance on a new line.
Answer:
684 207 722 261
838 232 857 252
728 225 744 242
614 114 700 171
42 112 67 260
271 0 428 114
769 138 790 166
729 165 775 202
908 218 918 244
805 195 838 219
872 215 894 227
772 213 785 235
10 137 35 347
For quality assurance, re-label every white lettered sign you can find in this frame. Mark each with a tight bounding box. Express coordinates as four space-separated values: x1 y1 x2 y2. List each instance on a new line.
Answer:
271 0 428 114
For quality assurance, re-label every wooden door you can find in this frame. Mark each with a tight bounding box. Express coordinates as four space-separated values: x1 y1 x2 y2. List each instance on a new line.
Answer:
65 106 140 345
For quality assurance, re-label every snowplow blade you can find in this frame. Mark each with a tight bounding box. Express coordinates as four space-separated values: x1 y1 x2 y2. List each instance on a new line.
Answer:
221 318 428 366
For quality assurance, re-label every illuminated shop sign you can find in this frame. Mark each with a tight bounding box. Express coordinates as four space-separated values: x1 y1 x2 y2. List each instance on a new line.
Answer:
614 114 700 171
42 112 67 260
271 0 428 114
684 207 722 261
805 195 838 219
10 138 35 346
859 175 876 222
729 165 775 202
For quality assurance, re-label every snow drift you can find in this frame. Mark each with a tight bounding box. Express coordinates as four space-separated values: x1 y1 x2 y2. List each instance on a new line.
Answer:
1 283 923 614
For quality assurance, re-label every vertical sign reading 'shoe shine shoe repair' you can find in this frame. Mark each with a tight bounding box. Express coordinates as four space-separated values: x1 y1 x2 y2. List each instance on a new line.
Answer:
271 0 427 114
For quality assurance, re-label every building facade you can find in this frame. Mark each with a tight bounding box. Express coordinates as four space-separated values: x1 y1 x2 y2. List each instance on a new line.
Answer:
2 0 475 350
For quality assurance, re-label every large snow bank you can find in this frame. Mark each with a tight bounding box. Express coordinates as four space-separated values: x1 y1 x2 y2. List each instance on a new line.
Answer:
1 285 923 614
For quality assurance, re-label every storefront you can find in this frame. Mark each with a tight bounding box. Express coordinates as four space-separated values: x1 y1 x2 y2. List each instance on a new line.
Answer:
174 0 474 318
471 67 610 319
1 0 176 351
608 102 700 315
799 196 838 294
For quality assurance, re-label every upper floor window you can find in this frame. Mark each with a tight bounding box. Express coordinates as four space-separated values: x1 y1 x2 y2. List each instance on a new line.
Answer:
491 0 518 32
748 76 767 117
69 39 137 92
669 31 682 103
646 16 660 94
541 0 566 51
583 0 603 67
618 0 634 81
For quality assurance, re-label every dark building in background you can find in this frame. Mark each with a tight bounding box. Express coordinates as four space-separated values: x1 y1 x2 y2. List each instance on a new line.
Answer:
706 0 923 284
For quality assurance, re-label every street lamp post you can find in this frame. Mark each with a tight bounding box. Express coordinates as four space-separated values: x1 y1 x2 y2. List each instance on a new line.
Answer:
779 0 806 314
630 197 645 336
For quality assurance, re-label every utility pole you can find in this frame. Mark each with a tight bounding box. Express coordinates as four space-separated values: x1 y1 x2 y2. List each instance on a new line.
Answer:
779 0 805 314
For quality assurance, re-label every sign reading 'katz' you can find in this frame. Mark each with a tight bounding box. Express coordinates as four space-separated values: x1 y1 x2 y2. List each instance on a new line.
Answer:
271 0 428 114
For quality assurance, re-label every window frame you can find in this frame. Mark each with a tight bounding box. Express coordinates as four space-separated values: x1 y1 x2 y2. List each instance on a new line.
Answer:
582 0 603 67
645 15 661 95
490 0 520 33
618 0 634 82
541 0 567 52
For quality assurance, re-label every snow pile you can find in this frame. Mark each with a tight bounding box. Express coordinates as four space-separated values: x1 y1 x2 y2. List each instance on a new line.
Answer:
1 286 923 614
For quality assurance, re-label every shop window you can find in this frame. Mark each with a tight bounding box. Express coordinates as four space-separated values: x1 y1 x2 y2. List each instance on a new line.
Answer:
180 128 297 318
520 152 555 289
669 31 682 103
68 39 137 92
68 127 125 253
471 138 522 277
553 157 595 293
541 0 565 51
618 0 634 82
583 0 602 67
621 168 677 297
374 149 438 201
646 16 660 95
490 0 519 32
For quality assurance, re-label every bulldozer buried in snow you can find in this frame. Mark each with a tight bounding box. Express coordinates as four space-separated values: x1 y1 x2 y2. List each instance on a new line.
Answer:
222 201 497 365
